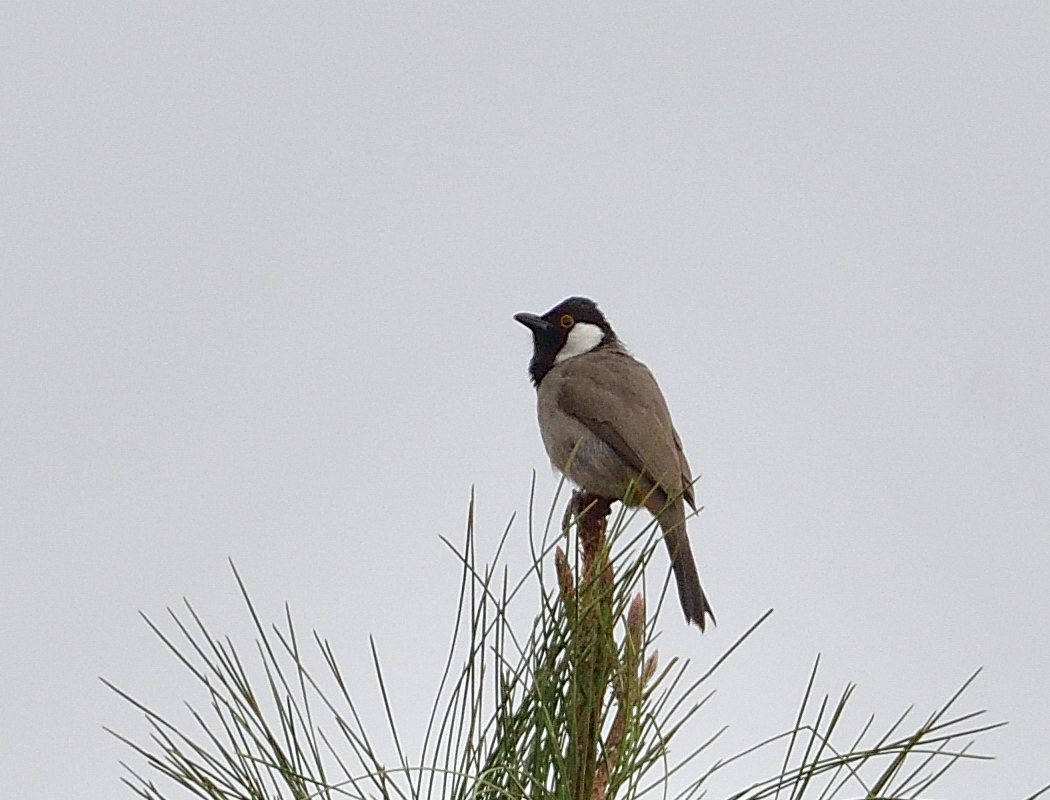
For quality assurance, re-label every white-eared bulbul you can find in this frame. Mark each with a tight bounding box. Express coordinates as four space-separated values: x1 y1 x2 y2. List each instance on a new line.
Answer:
515 297 715 630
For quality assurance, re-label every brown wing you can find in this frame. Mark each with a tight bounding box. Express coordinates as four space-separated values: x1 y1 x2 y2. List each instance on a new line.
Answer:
556 350 689 504
671 425 696 509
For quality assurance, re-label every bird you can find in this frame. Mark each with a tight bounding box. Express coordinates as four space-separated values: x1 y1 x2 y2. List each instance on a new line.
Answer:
514 296 715 630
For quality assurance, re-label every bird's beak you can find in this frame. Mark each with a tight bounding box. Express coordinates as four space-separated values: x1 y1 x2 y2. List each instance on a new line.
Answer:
514 312 552 333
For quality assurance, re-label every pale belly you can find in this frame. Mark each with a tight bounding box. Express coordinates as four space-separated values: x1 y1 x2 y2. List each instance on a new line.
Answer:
540 420 640 502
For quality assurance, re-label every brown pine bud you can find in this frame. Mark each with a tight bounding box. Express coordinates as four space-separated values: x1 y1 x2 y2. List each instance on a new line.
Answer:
555 546 574 599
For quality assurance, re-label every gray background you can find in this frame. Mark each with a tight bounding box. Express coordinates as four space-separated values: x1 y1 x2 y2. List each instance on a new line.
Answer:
3 4 1048 798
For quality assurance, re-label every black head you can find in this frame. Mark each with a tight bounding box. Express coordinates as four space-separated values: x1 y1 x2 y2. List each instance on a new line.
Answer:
514 296 618 385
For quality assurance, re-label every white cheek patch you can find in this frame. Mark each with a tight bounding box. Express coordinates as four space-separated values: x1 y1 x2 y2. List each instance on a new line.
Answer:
555 322 605 363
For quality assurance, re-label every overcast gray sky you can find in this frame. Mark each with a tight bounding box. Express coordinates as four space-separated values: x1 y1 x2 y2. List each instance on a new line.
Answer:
2 4 1048 798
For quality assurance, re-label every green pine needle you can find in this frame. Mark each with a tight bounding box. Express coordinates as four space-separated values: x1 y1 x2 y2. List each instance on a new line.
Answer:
106 485 1032 800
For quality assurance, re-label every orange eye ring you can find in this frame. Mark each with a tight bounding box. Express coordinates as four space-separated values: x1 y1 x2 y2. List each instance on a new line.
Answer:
560 314 574 329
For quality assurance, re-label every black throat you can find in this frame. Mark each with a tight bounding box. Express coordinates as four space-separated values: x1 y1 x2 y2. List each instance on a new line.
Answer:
527 327 564 386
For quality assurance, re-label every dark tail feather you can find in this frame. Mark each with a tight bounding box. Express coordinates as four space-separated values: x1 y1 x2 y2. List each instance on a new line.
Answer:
660 510 716 631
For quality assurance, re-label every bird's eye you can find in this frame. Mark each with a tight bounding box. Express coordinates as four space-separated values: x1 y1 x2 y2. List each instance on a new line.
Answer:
560 314 574 329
